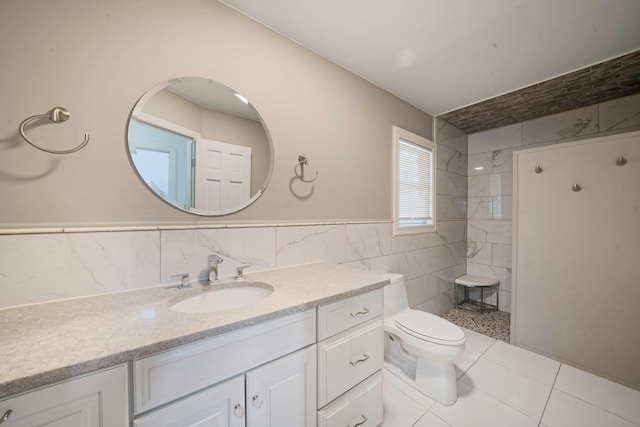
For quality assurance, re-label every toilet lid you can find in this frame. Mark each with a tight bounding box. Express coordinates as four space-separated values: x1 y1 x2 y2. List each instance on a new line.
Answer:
394 310 465 345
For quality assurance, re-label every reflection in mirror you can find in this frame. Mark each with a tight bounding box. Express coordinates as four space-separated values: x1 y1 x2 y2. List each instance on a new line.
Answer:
127 77 273 215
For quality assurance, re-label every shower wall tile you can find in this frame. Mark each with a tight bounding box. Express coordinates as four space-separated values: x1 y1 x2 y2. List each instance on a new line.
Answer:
522 105 598 145
492 196 513 220
276 224 346 267
435 220 467 245
468 197 492 220
467 220 512 244
599 93 640 131
161 227 276 282
492 244 512 268
467 240 492 265
468 152 493 176
468 123 522 154
345 222 393 261
438 144 467 175
436 118 469 154
468 175 491 197
499 290 512 313
438 169 468 197
437 196 467 220
492 147 517 174
490 173 513 196
0 231 160 308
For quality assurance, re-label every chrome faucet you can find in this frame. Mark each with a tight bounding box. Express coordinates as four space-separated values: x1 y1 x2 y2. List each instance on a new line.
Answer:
208 254 224 284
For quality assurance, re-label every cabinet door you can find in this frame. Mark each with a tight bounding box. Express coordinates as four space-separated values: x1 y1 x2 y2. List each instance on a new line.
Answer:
0 365 128 427
246 345 317 427
317 371 382 427
317 318 383 407
133 375 245 427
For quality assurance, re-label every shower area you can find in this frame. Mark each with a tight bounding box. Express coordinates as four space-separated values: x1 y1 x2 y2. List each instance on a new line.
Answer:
512 131 640 390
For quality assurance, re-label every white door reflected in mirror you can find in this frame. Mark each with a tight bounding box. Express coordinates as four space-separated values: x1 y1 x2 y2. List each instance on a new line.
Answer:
127 77 273 216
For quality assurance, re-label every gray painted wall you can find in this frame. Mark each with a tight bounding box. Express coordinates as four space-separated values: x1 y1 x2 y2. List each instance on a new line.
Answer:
0 0 432 228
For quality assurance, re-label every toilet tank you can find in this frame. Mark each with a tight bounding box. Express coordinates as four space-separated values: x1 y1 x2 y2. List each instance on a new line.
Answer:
382 273 409 318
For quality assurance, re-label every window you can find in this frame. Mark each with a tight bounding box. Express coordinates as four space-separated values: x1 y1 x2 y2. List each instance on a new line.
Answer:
392 126 436 235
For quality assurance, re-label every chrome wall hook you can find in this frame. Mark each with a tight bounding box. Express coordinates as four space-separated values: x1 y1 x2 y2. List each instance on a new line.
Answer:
572 184 582 192
616 156 627 166
534 165 543 174
19 107 89 154
294 153 318 183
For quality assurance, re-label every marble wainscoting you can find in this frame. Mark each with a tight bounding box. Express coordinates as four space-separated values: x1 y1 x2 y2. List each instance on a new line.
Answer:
0 231 160 309
465 92 640 313
0 220 466 315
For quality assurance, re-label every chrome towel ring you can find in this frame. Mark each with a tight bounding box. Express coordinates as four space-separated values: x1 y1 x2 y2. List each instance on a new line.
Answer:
19 107 89 154
294 153 318 183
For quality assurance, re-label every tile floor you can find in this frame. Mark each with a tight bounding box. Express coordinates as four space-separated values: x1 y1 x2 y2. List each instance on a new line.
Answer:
381 328 640 427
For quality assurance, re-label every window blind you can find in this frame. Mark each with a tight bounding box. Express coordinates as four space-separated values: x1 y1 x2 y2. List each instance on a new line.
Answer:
398 139 432 226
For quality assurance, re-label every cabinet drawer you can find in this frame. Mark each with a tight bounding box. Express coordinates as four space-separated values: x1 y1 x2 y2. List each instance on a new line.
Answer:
133 375 245 427
317 289 383 340
317 317 383 407
134 309 316 414
0 364 128 427
317 371 383 427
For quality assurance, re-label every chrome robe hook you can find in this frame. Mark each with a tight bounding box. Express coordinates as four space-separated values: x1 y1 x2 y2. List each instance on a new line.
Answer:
294 153 318 183
19 107 89 154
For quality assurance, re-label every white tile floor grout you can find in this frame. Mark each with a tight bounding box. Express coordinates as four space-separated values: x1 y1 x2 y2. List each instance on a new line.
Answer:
381 327 640 427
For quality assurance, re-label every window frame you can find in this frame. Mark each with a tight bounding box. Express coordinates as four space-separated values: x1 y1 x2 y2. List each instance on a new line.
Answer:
392 125 437 236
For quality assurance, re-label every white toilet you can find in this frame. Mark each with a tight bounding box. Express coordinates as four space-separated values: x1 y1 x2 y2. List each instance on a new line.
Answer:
382 273 465 405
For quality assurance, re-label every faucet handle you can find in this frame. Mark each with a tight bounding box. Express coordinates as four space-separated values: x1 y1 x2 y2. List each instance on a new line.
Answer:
234 264 251 280
171 273 190 289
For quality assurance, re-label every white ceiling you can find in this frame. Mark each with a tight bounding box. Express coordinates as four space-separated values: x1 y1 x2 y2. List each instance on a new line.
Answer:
219 0 640 116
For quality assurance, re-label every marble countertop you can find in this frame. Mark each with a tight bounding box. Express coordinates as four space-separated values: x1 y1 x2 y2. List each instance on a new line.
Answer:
0 262 388 399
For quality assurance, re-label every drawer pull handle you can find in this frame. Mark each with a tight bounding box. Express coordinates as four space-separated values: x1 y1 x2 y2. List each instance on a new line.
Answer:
252 395 263 408
351 413 368 427
0 410 12 424
233 403 244 418
349 354 369 366
350 308 370 317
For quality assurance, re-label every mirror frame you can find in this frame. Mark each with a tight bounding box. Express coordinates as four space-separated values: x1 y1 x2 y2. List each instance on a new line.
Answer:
126 77 274 216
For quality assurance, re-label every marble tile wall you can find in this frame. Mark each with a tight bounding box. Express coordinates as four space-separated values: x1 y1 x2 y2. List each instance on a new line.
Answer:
0 119 468 315
465 92 640 312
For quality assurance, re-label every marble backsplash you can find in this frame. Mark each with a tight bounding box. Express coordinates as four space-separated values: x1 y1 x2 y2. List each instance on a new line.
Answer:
0 221 466 314
466 92 640 312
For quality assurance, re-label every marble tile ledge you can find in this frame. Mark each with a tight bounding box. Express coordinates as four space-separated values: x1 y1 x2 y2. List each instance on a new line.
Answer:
0 220 393 235
0 262 389 399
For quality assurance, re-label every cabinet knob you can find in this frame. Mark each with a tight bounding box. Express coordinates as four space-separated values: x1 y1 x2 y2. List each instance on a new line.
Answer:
0 410 12 424
252 394 263 408
351 413 368 427
349 354 370 366
233 403 244 418
350 308 370 317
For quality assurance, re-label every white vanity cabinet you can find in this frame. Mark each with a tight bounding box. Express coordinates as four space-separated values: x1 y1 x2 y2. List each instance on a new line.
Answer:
246 344 317 427
133 374 246 427
132 309 317 426
0 364 128 427
316 289 384 427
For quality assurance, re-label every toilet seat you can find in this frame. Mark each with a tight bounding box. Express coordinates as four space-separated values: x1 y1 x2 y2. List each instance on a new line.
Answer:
393 310 465 346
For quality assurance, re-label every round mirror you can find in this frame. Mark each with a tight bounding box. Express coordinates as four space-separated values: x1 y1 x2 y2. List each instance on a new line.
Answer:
127 77 273 215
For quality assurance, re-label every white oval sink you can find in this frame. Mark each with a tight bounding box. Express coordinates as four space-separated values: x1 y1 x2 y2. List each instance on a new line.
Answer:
170 282 274 313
